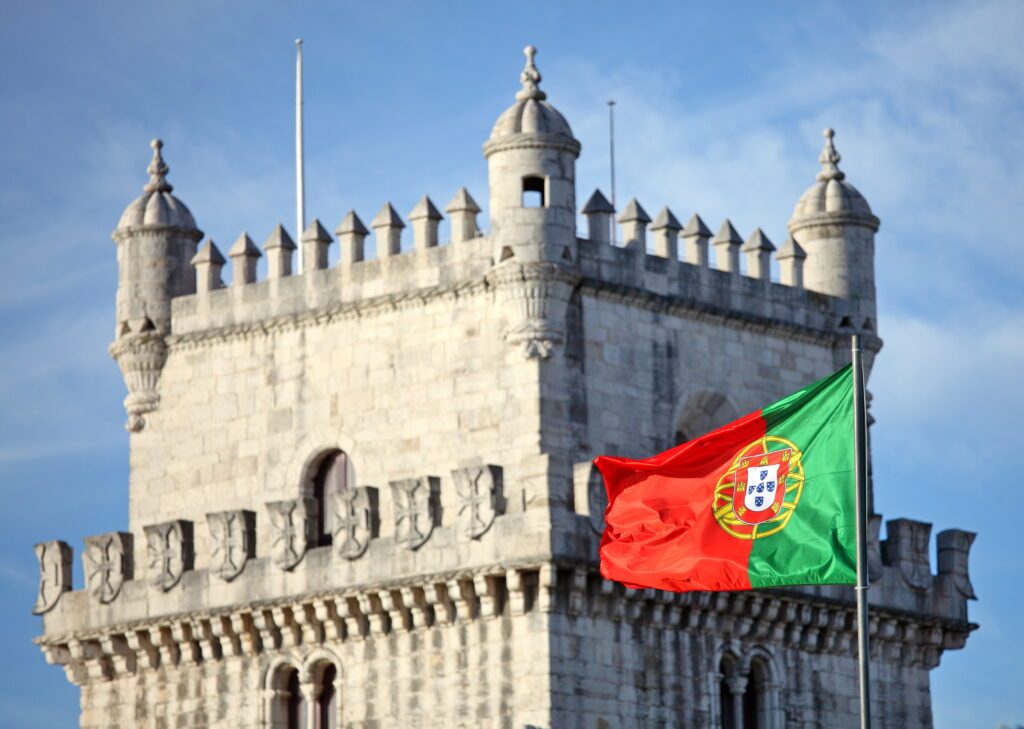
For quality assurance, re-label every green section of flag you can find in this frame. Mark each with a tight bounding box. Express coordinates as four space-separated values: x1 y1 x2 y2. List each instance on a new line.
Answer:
748 366 857 588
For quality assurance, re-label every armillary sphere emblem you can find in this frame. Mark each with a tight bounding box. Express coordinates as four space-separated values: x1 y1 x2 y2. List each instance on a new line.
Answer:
713 436 805 540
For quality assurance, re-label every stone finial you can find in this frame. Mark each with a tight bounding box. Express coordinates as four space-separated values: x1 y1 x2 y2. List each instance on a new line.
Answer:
681 213 713 267
618 198 651 251
712 219 743 273
741 227 775 281
408 196 443 250
445 188 481 243
777 234 807 288
817 127 845 182
582 189 614 244
144 139 172 194
336 210 369 264
191 240 226 293
33 540 72 614
651 207 682 260
228 232 261 286
263 224 296 279
371 202 405 257
516 45 546 102
300 219 333 271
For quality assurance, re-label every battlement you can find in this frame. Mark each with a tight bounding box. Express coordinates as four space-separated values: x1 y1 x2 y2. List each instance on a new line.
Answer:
171 195 854 348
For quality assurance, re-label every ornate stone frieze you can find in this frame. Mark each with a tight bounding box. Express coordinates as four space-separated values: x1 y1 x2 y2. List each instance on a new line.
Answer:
82 532 134 604
573 461 607 535
487 261 579 360
332 486 380 559
144 520 194 591
390 477 441 550
266 499 315 570
206 510 256 581
452 465 503 539
33 540 72 614
108 331 168 432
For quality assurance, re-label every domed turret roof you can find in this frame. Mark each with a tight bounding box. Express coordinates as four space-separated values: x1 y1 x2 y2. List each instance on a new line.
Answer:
791 129 874 220
488 46 574 141
116 140 198 233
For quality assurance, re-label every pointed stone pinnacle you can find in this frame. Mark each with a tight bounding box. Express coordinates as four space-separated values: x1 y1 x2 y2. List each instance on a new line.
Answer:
817 127 845 182
445 187 481 214
713 219 743 246
742 227 775 253
582 189 614 215
191 239 225 265
336 210 369 236
371 202 405 229
263 224 296 251
516 44 546 102
618 198 651 224
409 196 443 221
144 139 172 194
301 218 332 243
229 232 261 259
651 207 682 231
682 213 713 238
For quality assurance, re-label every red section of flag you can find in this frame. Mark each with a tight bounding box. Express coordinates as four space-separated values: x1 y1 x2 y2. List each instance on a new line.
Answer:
594 409 766 592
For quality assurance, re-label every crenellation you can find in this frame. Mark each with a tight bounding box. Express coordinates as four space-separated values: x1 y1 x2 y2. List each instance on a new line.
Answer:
681 212 713 267
262 224 296 279
712 219 743 273
651 206 683 260
299 219 332 271
191 240 226 293
370 201 405 256
617 197 651 251
742 227 775 281
778 233 807 288
408 196 443 250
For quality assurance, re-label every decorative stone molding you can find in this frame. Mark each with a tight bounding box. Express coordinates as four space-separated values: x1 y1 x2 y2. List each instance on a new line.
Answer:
207 510 256 581
331 486 380 559
486 261 579 360
390 477 441 550
144 520 194 591
33 540 72 614
573 461 607 535
266 499 315 570
83 532 134 604
108 331 168 432
452 465 503 539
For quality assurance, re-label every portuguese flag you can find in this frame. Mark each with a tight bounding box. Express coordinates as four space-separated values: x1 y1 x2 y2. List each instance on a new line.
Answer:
596 366 857 592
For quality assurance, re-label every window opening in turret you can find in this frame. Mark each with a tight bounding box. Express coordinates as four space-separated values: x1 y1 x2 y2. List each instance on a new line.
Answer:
312 450 350 547
522 176 546 207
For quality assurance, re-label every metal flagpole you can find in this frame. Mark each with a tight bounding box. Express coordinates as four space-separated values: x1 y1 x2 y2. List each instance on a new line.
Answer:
608 100 617 245
852 334 872 729
295 38 306 273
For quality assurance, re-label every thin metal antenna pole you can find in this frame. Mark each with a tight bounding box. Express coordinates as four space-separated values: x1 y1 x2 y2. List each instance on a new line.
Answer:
852 334 872 729
608 100 617 245
295 38 306 273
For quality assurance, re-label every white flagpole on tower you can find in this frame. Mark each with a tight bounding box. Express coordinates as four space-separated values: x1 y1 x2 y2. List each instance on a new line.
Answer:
295 38 306 273
852 334 872 729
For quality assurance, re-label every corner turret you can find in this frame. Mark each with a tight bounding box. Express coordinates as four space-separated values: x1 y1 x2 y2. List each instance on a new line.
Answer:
788 129 880 326
110 140 201 431
483 46 580 265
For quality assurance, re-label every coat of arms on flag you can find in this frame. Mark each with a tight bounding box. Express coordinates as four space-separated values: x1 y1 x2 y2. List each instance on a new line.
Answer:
713 437 804 540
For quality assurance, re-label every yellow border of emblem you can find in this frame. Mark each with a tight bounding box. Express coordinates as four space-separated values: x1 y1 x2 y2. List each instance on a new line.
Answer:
712 435 804 540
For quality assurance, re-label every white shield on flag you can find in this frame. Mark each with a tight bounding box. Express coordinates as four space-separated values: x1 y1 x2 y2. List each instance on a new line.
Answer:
744 464 781 513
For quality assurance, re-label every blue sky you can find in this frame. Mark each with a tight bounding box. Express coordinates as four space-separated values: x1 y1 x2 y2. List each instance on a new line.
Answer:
1 1 1021 726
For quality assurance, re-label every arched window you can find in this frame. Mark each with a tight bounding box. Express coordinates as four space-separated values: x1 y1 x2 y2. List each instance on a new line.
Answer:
268 664 304 729
311 450 351 547
744 657 771 729
719 655 739 729
315 663 338 729
715 652 777 729
522 176 546 207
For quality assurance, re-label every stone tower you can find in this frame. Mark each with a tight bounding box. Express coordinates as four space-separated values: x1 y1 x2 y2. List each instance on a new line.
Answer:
34 47 975 729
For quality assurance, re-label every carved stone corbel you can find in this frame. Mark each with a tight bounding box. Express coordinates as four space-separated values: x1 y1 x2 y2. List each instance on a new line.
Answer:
33 540 72 614
486 261 579 360
109 331 168 432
